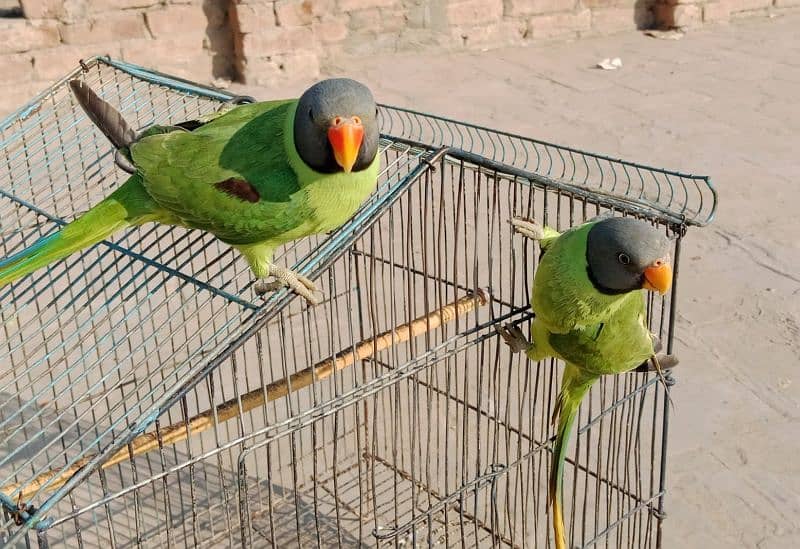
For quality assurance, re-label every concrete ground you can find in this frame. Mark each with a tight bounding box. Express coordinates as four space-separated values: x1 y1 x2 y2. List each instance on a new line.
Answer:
234 14 800 548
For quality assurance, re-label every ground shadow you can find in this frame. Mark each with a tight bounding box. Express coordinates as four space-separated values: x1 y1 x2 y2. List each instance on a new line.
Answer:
634 0 658 29
202 0 236 80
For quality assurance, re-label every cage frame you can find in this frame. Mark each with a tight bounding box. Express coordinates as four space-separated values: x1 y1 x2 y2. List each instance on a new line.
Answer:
0 56 716 548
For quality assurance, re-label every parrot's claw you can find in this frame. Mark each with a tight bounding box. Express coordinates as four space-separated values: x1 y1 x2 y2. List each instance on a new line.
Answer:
496 324 531 354
227 95 256 105
254 265 321 305
114 150 136 174
634 353 679 373
651 334 663 353
510 217 546 241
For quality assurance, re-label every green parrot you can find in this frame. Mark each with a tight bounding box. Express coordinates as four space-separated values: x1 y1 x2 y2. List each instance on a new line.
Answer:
0 78 381 304
497 215 677 549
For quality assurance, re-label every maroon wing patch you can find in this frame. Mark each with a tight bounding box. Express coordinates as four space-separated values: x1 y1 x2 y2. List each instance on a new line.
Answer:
214 178 260 203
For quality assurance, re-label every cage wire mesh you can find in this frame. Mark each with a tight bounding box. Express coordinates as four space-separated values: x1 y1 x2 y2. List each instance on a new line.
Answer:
0 57 716 548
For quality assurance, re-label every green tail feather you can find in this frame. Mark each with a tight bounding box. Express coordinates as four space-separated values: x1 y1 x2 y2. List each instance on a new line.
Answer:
0 175 162 288
550 364 598 549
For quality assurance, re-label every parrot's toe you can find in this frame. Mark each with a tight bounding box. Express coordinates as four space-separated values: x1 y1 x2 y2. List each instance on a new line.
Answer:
651 334 663 353
253 280 278 295
114 150 136 174
634 353 679 373
496 324 531 354
510 217 545 241
256 264 322 305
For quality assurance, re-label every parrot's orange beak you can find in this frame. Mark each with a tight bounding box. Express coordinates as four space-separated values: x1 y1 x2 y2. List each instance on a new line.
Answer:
327 116 364 173
642 258 673 295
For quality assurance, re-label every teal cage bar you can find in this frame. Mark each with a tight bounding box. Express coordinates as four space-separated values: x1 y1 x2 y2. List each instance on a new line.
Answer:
0 58 715 548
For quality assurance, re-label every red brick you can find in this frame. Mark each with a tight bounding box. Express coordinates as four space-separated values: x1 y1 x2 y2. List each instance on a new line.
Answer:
242 51 320 85
242 26 315 55
591 7 638 32
338 0 396 11
348 7 382 28
724 0 771 11
379 8 408 31
146 6 209 39
33 44 122 81
581 0 632 6
205 26 235 56
121 38 215 80
338 30 398 54
528 8 591 38
347 6 405 35
56 1 89 24
675 3 703 26
447 0 504 25
274 0 335 21
275 0 314 26
0 53 34 84
0 81 49 119
60 12 148 45
206 1 230 28
232 4 276 33
405 5 428 27
702 1 731 20
88 0 159 13
312 18 349 43
0 20 60 54
19 0 63 19
455 20 527 47
504 0 577 16
655 2 703 26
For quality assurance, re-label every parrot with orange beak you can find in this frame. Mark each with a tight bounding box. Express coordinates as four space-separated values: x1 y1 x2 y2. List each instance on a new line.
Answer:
496 215 677 549
0 78 380 304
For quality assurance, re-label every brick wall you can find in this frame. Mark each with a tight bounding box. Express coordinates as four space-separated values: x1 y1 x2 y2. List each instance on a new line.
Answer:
0 0 795 116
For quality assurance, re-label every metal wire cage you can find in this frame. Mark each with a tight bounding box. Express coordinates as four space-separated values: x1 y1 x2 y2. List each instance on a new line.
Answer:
0 58 716 548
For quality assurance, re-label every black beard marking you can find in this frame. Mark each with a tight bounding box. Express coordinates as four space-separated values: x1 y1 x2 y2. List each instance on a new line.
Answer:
585 264 631 295
584 251 641 296
305 142 340 174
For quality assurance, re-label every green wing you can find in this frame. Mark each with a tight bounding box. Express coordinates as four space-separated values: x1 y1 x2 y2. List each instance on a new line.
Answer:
130 100 315 245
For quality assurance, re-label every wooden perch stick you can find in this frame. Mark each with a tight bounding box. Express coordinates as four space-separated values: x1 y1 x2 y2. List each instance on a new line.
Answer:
3 290 488 502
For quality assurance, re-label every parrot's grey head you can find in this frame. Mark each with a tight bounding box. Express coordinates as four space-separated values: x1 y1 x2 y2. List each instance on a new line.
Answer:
585 217 673 295
293 78 379 174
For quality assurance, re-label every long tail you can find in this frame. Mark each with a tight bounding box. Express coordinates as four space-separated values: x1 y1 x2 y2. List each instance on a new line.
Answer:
550 364 598 549
69 80 136 150
0 175 161 288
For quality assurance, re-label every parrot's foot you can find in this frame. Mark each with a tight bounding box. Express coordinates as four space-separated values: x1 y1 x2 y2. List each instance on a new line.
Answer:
510 217 546 241
114 150 136 174
254 265 321 305
635 352 679 373
227 95 256 105
496 324 532 354
651 334 663 353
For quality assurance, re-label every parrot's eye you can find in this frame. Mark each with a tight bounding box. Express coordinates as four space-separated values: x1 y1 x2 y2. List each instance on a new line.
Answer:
375 107 379 117
617 252 631 265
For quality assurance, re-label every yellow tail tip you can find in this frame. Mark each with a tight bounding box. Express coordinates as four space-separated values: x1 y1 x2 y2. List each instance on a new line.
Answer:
553 499 567 549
